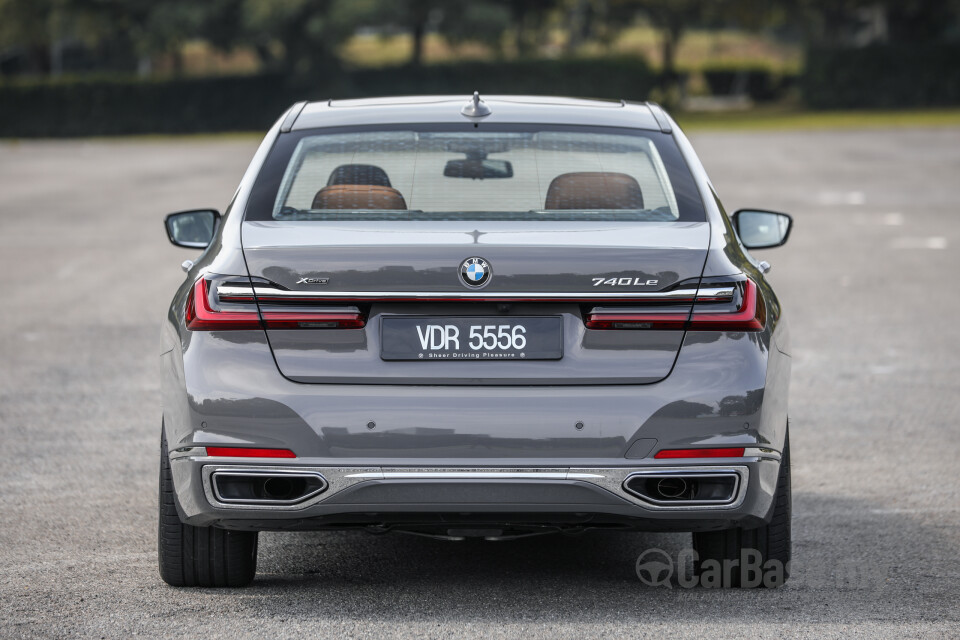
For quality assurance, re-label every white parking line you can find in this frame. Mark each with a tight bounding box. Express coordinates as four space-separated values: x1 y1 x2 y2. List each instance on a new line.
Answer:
882 212 904 226
869 507 960 514
868 364 898 375
817 190 865 205
890 236 949 249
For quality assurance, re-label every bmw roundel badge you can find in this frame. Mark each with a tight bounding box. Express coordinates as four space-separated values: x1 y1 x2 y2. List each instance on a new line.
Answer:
460 257 491 288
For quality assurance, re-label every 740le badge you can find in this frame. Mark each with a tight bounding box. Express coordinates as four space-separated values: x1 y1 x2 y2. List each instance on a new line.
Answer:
592 277 659 286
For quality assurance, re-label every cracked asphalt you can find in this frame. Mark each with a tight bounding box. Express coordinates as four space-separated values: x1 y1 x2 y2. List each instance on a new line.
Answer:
1 127 959 638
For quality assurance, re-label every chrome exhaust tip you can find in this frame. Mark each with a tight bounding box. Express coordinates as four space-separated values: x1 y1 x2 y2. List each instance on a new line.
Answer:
622 470 740 506
212 470 327 505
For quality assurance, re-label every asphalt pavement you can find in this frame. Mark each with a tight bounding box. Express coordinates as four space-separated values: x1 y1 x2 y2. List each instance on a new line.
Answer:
1 127 959 638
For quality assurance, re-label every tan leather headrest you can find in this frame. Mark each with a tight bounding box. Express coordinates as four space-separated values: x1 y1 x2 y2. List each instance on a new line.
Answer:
327 164 392 187
312 184 407 210
544 172 644 210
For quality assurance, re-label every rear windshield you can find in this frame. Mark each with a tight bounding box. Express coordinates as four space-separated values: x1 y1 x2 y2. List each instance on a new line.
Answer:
245 124 705 222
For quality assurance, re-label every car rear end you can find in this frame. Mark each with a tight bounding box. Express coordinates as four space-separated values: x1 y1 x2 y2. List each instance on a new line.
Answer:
159 97 791 586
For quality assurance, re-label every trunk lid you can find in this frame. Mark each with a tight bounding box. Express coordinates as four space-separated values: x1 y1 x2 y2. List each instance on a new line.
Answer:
240 220 710 385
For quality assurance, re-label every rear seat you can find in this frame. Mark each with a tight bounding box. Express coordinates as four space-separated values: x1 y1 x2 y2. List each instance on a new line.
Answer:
312 184 407 210
545 172 644 209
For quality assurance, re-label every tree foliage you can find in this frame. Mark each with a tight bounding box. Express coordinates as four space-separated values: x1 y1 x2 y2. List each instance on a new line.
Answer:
1 0 958 78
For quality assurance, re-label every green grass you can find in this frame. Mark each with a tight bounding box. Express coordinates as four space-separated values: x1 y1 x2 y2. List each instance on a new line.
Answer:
676 107 960 131
340 26 802 72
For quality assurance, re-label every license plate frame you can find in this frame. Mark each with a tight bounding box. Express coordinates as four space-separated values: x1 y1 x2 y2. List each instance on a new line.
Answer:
380 316 563 361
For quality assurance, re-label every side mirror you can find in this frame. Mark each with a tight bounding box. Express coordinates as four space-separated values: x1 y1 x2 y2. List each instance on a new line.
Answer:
732 209 793 249
164 209 220 249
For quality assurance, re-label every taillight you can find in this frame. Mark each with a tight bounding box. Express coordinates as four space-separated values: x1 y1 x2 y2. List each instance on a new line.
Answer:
655 447 745 459
687 279 765 331
206 447 297 458
186 278 261 330
186 277 366 331
585 278 765 332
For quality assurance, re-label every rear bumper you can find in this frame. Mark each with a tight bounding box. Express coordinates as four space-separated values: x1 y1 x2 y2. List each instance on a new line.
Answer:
170 455 782 532
161 317 791 533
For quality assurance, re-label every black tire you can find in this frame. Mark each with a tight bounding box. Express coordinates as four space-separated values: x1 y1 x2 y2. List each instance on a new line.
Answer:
158 427 258 587
692 429 791 588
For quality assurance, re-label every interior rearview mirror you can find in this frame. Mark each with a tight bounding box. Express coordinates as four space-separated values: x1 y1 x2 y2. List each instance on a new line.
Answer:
732 209 793 250
164 209 220 249
443 158 513 179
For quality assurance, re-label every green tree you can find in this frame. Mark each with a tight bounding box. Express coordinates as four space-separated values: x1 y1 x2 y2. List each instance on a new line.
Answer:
439 0 512 57
503 0 559 57
239 0 363 74
780 0 960 45
628 0 720 89
0 0 56 72
606 0 778 93
369 0 441 67
138 1 207 73
563 0 643 54
188 0 378 75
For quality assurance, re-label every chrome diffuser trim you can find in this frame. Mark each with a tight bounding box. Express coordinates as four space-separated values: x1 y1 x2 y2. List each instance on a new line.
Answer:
169 446 207 461
196 463 750 512
743 447 781 461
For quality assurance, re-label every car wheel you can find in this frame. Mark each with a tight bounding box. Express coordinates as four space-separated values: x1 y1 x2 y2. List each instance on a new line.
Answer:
158 425 258 587
692 427 791 588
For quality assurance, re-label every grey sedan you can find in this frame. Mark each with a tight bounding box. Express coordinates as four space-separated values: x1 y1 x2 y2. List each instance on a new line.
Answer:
159 94 793 588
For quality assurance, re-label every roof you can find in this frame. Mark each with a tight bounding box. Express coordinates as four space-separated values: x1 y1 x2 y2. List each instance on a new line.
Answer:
288 95 666 132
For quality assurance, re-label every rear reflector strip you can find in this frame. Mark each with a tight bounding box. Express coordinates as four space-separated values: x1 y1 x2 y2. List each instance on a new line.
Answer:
186 279 366 331
205 447 297 458
585 313 689 330
654 448 746 459
261 312 366 330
